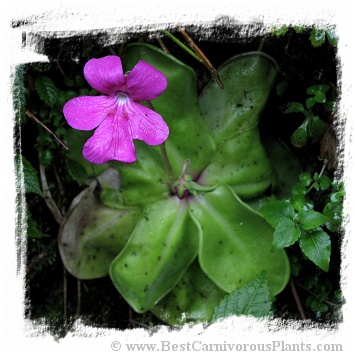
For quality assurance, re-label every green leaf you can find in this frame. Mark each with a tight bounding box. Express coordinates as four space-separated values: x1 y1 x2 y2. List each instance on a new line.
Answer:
285 102 306 114
66 158 88 185
306 97 316 109
306 84 330 95
291 123 308 147
199 51 278 144
293 25 305 34
211 273 271 322
199 127 274 198
39 150 54 165
276 78 288 97
290 194 306 212
198 51 278 198
271 25 289 37
324 100 336 111
299 171 313 187
326 28 339 46
110 197 199 313
58 170 141 280
319 176 332 190
295 210 329 230
299 229 331 271
151 259 226 325
259 132 303 199
35 76 59 107
259 200 295 228
292 182 307 196
273 218 301 249
323 202 342 233
190 185 290 296
26 209 49 238
313 90 327 103
308 115 326 142
309 28 326 47
19 155 43 197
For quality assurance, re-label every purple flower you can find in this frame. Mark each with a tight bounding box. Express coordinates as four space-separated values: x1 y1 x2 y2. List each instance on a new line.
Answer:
63 56 169 164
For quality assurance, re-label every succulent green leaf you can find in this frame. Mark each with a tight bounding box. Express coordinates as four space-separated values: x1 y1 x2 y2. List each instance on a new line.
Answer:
35 75 59 107
299 229 331 271
58 168 141 279
199 51 278 145
211 272 271 322
121 43 216 179
109 197 199 313
151 259 226 325
189 185 290 296
273 218 301 249
199 127 274 198
259 200 295 228
295 210 329 230
100 164 169 208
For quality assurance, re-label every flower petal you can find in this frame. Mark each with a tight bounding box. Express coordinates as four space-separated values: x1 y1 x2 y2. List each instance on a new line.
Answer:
63 96 117 130
84 56 125 95
124 60 168 101
127 101 169 145
82 110 137 165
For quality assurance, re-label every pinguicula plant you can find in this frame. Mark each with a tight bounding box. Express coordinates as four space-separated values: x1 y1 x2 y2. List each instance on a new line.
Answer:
57 42 296 325
19 25 342 331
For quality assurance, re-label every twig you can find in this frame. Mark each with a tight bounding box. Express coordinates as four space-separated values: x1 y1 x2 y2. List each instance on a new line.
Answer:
39 161 63 224
26 109 70 150
162 29 202 62
177 25 224 89
257 37 266 52
56 61 66 77
118 43 125 57
306 163 327 194
108 46 117 56
290 281 307 320
157 36 170 54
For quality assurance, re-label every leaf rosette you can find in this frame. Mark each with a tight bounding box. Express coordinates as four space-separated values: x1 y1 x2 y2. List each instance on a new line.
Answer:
60 43 294 325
